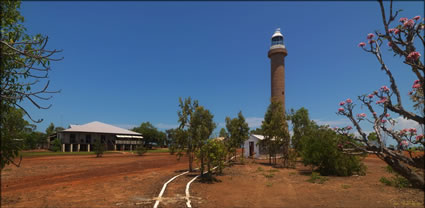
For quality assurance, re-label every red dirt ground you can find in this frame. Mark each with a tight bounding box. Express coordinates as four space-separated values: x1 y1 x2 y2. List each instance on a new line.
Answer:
2 153 424 208
191 156 425 208
1 152 188 208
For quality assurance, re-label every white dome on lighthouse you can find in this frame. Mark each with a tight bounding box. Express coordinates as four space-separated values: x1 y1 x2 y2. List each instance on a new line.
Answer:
271 28 283 39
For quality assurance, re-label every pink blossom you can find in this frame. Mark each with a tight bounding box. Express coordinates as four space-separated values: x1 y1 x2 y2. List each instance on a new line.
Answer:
381 119 387 123
368 40 375 44
338 108 344 112
414 80 420 84
399 17 408 23
409 128 417 133
400 129 407 135
388 28 396 33
394 29 400 35
416 135 424 141
385 113 390 117
401 140 409 146
388 42 393 47
339 101 345 106
413 83 421 88
368 94 374 98
413 15 421 21
372 112 377 116
357 113 366 118
380 86 390 92
407 51 421 61
346 98 352 103
403 19 415 28
376 97 388 104
367 33 375 40
358 42 366 47
346 126 352 130
408 91 413 95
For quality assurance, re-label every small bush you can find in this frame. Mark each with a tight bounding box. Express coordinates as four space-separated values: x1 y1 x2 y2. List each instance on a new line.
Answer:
257 167 264 172
380 166 411 188
136 145 147 156
93 139 104 157
341 184 351 189
307 172 328 184
300 127 367 176
50 138 61 152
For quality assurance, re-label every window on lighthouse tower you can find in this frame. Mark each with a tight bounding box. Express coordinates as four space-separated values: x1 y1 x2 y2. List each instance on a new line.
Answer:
271 36 283 46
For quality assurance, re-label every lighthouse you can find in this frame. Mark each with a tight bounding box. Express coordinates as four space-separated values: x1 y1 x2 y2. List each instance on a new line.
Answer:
268 28 287 112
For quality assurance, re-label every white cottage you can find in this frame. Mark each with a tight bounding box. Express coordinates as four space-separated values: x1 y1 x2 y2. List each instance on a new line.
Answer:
243 134 267 159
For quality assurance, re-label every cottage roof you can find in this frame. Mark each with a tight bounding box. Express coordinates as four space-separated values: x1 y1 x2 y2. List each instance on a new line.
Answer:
62 121 142 136
252 134 265 140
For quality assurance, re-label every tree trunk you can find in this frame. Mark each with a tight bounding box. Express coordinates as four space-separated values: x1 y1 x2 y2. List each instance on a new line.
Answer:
382 155 424 189
189 153 193 172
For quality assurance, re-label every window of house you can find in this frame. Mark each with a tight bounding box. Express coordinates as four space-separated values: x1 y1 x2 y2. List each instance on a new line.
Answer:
86 134 91 144
70 134 76 144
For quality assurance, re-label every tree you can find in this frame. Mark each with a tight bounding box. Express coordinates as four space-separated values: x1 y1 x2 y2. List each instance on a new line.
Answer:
337 0 424 189
1 0 62 169
93 138 104 157
219 128 228 138
288 107 315 153
200 139 227 181
250 127 263 135
260 100 290 166
50 138 61 152
225 111 250 160
174 97 199 172
191 106 216 176
132 122 161 148
300 125 366 176
0 106 30 169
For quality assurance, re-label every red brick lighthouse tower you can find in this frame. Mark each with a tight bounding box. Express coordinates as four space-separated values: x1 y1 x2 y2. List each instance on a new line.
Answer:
268 28 287 112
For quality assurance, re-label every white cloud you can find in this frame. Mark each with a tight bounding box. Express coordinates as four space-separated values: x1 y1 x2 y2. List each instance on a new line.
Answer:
155 123 178 130
392 116 423 132
312 118 351 127
245 117 264 128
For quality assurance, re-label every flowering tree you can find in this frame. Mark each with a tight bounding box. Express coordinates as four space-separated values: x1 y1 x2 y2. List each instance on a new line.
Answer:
337 0 424 189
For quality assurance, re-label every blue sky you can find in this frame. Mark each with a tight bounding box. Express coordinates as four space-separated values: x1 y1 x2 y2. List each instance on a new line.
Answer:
20 1 423 136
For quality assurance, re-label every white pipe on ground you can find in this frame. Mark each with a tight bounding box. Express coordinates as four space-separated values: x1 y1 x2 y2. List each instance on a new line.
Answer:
153 170 189 208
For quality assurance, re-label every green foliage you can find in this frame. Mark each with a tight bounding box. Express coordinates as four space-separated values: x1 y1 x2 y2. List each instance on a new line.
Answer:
225 111 250 159
307 172 328 184
1 0 61 169
1 106 29 169
50 138 61 152
341 184 351 189
132 122 165 148
300 126 366 176
288 108 315 153
135 145 147 156
23 131 46 150
93 139 104 158
379 166 411 188
260 100 290 166
200 139 227 180
219 128 228 138
172 97 217 172
250 127 263 135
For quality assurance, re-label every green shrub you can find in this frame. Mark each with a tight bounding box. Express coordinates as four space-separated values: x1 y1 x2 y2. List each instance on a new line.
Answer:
93 139 104 157
50 138 61 152
300 126 367 176
380 166 411 188
307 172 328 184
136 145 147 156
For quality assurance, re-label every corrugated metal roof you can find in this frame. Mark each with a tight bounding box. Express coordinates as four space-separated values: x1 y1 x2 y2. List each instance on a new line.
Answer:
252 134 265 140
62 121 142 136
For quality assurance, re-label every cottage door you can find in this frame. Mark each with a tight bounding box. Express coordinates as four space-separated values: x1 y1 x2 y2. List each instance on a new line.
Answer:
249 142 254 157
